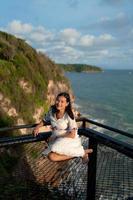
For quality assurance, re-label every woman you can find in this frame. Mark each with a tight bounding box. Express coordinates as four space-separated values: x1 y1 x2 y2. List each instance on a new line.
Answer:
33 92 93 163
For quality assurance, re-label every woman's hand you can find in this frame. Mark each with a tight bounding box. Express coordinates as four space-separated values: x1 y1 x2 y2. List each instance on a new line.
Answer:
33 126 40 136
33 120 44 136
65 128 76 139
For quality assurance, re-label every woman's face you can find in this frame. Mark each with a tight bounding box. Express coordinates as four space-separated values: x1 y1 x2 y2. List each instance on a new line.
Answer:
55 96 69 112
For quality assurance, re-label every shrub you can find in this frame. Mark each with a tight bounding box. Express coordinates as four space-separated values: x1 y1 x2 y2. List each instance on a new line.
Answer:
0 44 15 61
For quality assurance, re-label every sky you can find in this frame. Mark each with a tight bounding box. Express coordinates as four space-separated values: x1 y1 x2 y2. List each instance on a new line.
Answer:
0 0 133 69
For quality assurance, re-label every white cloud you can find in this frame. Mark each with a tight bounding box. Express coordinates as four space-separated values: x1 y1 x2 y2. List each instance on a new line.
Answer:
1 19 132 68
7 20 33 34
45 44 83 63
30 31 53 43
98 34 114 41
60 28 80 38
30 32 46 42
79 35 95 47
60 28 80 45
100 49 109 56
96 34 115 46
35 26 46 33
78 33 115 47
3 20 54 46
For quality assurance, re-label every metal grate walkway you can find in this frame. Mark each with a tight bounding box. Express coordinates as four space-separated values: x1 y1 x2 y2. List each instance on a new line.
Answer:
0 118 133 200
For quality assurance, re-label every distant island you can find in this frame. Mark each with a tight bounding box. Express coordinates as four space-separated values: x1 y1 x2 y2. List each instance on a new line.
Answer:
58 64 102 72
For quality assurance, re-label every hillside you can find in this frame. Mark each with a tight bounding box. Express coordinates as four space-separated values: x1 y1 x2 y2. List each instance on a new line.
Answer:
58 63 102 72
0 31 71 131
0 31 75 198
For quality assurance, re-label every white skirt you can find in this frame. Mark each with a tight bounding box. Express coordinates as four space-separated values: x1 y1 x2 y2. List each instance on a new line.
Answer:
43 136 85 157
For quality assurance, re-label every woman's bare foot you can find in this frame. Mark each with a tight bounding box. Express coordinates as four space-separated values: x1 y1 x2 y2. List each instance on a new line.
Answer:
85 149 93 154
82 149 93 164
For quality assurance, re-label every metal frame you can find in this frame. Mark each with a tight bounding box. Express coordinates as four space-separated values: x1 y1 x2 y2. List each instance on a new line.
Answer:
0 117 133 200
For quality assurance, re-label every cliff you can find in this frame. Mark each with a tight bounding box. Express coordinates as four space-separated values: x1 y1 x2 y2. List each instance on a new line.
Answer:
0 31 75 198
0 31 72 132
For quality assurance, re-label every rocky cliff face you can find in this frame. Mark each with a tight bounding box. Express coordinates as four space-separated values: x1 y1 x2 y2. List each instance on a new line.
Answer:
0 31 73 130
0 31 75 197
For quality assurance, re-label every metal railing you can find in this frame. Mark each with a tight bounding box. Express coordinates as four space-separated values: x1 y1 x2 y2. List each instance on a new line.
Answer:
0 117 133 200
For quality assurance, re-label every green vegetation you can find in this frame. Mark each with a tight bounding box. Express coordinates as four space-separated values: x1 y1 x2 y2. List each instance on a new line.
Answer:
0 110 14 128
0 31 69 126
58 63 102 72
0 31 72 198
0 149 19 175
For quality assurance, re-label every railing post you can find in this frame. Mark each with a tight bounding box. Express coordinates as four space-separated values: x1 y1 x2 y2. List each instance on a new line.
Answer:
87 137 97 200
82 118 86 129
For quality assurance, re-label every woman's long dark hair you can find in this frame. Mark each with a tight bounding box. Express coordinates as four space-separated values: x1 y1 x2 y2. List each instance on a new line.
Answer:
51 92 74 119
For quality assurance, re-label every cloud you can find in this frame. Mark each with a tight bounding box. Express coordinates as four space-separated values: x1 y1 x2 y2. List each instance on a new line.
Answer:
42 32 113 63
30 29 53 44
79 35 95 47
7 20 33 34
79 33 115 47
59 28 80 45
1 19 133 68
3 20 54 47
30 32 48 42
44 45 83 63
97 34 115 44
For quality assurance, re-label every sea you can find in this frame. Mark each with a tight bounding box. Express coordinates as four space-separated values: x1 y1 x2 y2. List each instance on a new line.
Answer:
65 70 133 144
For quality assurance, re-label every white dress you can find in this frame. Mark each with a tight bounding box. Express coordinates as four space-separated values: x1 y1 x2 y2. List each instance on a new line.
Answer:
43 109 84 157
